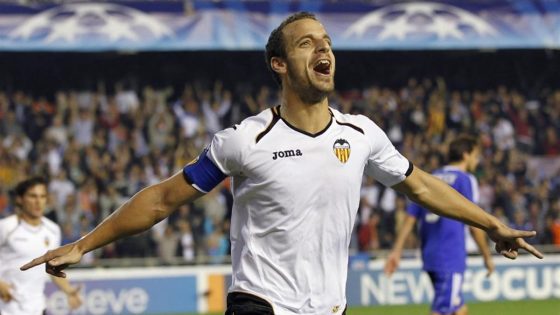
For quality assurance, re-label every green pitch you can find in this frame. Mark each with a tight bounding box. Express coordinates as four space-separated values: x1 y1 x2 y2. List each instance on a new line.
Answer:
346 299 560 315
174 299 560 315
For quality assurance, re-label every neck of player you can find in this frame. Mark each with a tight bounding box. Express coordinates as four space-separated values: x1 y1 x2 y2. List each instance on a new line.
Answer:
449 161 468 172
19 212 42 226
280 95 331 135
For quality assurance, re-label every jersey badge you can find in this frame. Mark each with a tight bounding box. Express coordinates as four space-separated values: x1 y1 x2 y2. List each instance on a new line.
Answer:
333 139 350 163
44 236 50 247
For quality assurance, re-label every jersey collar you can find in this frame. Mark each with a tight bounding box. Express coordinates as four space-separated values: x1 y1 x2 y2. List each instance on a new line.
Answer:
273 105 333 138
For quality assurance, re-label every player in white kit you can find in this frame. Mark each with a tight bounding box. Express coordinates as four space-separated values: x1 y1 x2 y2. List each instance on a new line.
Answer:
21 12 542 315
0 177 81 315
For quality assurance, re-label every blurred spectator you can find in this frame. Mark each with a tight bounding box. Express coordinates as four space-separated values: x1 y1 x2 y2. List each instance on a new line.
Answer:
3 133 32 161
70 108 95 147
148 109 175 150
0 188 10 218
77 178 98 221
58 194 80 231
546 200 560 246
155 223 180 265
510 107 533 153
44 140 63 175
511 210 533 233
49 169 76 211
207 222 229 264
45 115 68 147
61 221 79 245
0 152 24 189
173 86 201 138
0 111 23 137
64 150 87 186
115 83 140 115
426 95 445 140
359 177 379 229
549 215 560 246
201 86 232 135
25 97 54 143
178 219 195 263
543 126 560 156
493 115 516 151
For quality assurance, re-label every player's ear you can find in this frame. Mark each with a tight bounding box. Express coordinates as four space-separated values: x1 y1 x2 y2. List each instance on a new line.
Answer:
271 57 287 75
15 195 22 207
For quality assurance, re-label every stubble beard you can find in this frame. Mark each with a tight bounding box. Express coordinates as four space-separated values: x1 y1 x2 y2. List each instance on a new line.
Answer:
288 66 334 105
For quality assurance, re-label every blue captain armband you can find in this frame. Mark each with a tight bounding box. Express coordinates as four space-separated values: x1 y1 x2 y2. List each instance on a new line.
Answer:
182 149 227 193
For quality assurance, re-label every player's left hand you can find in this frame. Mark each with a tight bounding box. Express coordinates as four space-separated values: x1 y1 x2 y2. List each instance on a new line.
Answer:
383 251 401 276
486 224 543 260
66 286 83 310
484 256 495 277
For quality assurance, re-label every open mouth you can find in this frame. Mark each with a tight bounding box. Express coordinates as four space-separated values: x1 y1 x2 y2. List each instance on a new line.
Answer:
313 59 331 76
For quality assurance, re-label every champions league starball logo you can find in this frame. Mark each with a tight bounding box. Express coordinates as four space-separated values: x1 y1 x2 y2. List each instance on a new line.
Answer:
9 3 173 43
344 2 497 41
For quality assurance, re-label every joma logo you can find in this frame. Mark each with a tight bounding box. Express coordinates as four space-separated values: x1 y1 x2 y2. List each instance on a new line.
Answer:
272 149 303 160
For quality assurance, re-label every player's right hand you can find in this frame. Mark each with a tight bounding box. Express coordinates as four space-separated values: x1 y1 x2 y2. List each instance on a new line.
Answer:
384 251 401 276
20 242 84 278
486 224 543 260
0 281 14 302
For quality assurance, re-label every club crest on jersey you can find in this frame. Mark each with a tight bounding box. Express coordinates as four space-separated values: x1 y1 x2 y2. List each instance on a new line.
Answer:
333 139 350 163
44 236 50 247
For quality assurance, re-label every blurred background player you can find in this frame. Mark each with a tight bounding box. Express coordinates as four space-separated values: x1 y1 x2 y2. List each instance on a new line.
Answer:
384 135 495 315
0 177 82 315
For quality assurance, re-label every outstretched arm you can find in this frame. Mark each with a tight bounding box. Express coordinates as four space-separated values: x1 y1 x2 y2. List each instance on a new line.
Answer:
384 215 416 276
393 167 543 260
21 171 203 276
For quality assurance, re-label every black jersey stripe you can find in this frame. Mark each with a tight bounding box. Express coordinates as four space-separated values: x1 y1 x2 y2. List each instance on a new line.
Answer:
333 119 364 134
255 107 281 143
405 161 414 177
328 108 365 134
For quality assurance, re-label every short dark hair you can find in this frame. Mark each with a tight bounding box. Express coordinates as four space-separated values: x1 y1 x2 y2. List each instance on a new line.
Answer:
448 135 479 163
265 11 318 87
14 176 48 198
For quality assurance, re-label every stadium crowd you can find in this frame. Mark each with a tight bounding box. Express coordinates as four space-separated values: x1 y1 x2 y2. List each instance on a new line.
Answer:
0 77 559 264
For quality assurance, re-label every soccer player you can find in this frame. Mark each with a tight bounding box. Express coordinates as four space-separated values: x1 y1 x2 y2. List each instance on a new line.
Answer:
21 12 541 315
0 177 81 315
384 135 495 315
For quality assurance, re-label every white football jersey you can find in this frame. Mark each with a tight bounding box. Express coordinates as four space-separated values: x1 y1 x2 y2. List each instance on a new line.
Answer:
206 106 411 315
0 215 61 315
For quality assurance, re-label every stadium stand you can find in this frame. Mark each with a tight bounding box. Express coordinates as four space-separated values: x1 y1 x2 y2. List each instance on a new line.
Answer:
1 51 559 266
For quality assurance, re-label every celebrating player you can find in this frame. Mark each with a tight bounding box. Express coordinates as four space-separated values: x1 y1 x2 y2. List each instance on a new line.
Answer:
21 12 541 315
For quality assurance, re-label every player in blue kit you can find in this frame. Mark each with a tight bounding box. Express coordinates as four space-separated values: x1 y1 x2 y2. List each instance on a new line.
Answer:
385 135 495 315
